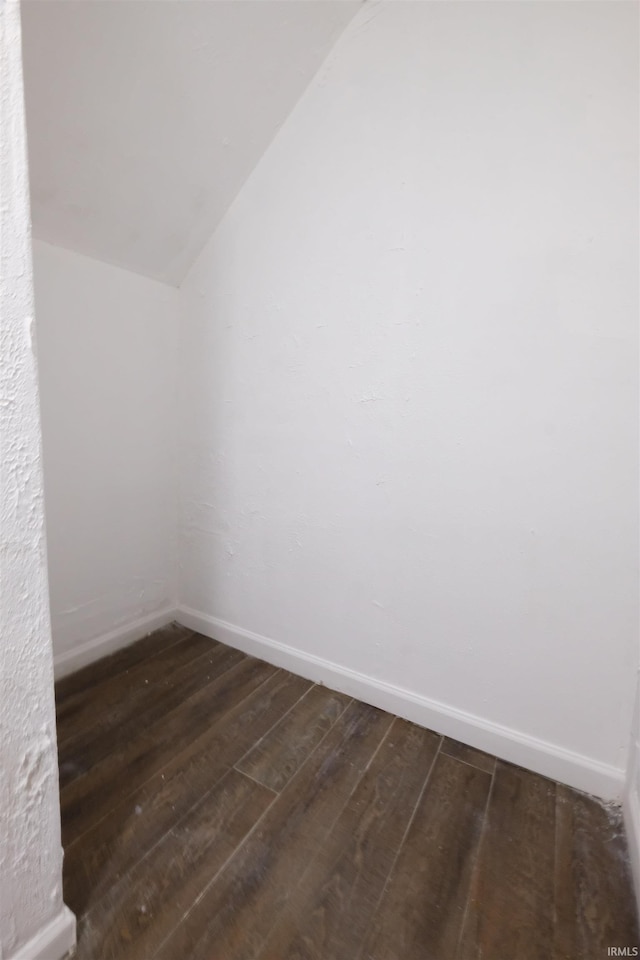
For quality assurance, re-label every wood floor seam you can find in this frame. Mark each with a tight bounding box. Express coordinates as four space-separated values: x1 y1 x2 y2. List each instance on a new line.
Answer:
62 670 311 922
77 762 265 921
61 654 264 803
232 764 280 795
440 744 497 776
252 707 399 949
235 686 353 793
353 734 445 960
61 659 278 849
149 770 283 959
454 758 496 959
231 680 318 775
154 699 386 960
60 648 248 797
440 750 491 774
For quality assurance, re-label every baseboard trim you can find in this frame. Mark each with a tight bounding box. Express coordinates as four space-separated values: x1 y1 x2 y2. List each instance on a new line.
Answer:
177 605 624 801
53 605 178 679
8 905 75 960
623 787 640 918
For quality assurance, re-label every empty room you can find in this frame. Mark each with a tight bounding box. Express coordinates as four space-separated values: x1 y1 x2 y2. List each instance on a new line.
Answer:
1 0 639 958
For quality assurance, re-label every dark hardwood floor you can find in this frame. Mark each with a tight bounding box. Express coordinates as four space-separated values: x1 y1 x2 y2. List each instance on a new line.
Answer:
55 623 639 959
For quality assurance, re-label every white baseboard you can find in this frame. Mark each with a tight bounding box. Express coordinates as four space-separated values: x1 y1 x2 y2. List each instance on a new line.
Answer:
177 605 625 802
624 786 640 918
53 605 178 679
8 905 75 960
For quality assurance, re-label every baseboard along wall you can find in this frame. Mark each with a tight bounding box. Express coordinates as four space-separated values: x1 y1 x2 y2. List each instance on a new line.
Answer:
51 601 626 802
7 906 76 960
52 606 177 680
176 605 625 802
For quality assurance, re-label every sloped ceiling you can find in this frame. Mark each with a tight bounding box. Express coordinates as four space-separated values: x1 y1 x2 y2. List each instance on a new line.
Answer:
21 0 359 286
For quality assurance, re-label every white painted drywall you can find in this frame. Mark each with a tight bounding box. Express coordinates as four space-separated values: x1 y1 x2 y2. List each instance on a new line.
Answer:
178 0 639 793
21 0 359 285
32 240 180 660
0 5 75 958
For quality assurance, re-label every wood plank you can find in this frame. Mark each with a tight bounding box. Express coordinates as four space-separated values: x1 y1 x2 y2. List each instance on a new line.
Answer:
361 750 491 960
457 759 556 960
441 736 496 775
236 684 350 792
63 670 311 916
54 622 189 703
58 640 236 787
256 718 441 960
554 785 639 959
153 700 393 960
60 654 275 847
74 769 275 960
56 629 206 740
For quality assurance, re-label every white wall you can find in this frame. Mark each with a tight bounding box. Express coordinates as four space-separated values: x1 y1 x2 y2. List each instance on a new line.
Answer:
0 5 74 958
22 0 359 285
32 240 180 670
178 0 639 798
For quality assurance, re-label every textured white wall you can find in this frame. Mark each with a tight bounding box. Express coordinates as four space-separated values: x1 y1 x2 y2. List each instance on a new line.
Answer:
178 0 639 796
0 5 74 959
32 240 180 662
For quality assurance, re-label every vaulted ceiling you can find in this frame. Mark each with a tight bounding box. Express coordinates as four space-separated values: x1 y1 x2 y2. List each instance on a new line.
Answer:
21 1 359 286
